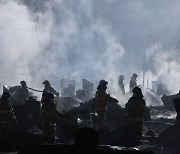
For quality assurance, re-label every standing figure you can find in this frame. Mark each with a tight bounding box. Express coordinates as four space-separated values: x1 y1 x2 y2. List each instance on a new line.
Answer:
7 80 29 106
40 92 68 139
125 86 146 146
129 73 138 92
18 80 29 102
93 80 118 127
173 98 180 125
42 80 59 97
0 92 17 141
118 75 125 95
20 80 28 91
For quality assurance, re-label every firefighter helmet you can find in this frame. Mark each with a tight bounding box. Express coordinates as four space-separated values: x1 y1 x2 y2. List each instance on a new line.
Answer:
20 80 26 85
132 86 141 93
42 80 50 85
98 80 108 90
99 80 108 86
132 73 138 78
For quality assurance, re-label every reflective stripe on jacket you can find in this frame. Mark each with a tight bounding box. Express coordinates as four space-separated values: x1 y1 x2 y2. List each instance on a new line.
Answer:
95 95 107 111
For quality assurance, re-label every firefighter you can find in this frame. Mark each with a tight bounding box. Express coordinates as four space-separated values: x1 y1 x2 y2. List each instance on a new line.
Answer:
93 80 118 127
42 80 59 97
41 91 48 104
129 73 138 92
40 92 69 139
173 98 180 125
19 80 29 98
125 86 146 146
0 92 17 141
118 75 125 95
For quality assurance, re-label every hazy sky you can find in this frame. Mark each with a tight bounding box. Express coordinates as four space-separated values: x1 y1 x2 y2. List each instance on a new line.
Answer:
0 0 180 95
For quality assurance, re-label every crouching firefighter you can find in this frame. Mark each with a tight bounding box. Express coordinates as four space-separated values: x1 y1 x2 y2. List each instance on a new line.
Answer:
125 86 146 146
93 80 118 127
0 92 17 142
40 92 71 140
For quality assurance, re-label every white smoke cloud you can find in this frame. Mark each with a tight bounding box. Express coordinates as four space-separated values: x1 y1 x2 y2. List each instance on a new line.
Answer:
0 1 40 92
0 0 125 97
1 0 180 105
146 34 180 95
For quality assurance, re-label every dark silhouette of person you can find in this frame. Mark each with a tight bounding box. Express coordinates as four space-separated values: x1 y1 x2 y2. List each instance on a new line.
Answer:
125 86 146 146
118 75 125 95
93 80 118 127
173 97 180 125
0 92 17 141
40 92 68 139
42 80 59 97
18 80 29 101
129 73 138 92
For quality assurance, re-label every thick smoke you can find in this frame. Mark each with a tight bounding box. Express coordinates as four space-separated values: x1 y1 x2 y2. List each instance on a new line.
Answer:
146 26 180 95
0 0 125 97
0 1 39 91
0 0 180 103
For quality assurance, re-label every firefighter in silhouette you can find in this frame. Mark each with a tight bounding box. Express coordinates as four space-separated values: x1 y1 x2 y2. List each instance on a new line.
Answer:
173 98 180 125
125 86 146 146
41 91 48 104
93 80 118 127
42 80 59 97
20 80 28 91
18 80 29 101
40 92 70 139
129 73 138 92
118 75 125 95
0 92 17 141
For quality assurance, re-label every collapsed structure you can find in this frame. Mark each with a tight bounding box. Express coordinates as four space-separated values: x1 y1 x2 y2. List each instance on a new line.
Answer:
0 75 180 153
